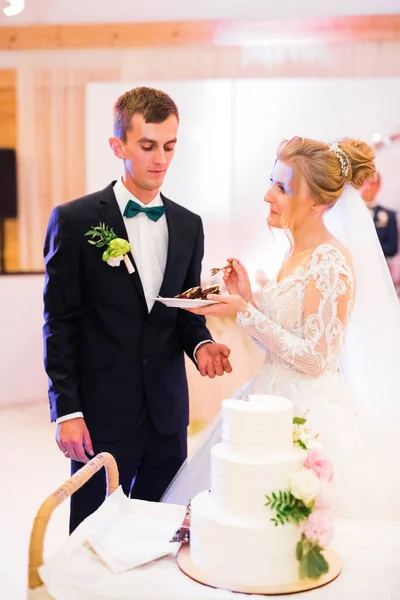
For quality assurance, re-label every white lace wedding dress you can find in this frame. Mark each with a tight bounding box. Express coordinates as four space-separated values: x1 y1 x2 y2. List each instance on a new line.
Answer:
163 242 399 521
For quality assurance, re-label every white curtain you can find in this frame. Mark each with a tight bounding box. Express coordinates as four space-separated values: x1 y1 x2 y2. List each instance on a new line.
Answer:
14 51 121 269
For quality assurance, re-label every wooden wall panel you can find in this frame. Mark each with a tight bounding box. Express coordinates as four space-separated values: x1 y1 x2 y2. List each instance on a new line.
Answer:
0 70 16 148
0 70 18 272
0 15 398 51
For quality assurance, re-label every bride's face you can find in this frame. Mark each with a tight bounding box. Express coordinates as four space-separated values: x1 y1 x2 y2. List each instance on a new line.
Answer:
264 160 314 229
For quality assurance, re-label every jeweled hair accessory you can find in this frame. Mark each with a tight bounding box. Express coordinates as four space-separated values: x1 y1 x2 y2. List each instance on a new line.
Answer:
328 142 351 178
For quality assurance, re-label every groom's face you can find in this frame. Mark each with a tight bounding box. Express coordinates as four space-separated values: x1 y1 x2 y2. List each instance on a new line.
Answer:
360 174 380 205
111 113 178 191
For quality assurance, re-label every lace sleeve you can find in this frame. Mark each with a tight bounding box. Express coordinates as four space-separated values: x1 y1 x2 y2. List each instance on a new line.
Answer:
237 246 354 376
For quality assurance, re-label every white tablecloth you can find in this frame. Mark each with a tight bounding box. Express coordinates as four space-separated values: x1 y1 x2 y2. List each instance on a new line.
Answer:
38 488 400 600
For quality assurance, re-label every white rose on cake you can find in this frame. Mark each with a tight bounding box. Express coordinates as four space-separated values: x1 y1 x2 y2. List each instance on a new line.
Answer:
290 468 320 505
306 438 323 450
299 431 311 446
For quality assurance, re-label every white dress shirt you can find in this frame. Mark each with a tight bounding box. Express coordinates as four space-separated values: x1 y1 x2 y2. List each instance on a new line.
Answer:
56 178 211 424
114 177 169 312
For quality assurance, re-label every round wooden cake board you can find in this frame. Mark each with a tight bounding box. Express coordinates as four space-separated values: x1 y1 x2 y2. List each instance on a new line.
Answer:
177 545 342 596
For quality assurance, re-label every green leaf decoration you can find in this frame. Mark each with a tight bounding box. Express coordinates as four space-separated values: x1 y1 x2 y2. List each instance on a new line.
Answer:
293 417 307 425
297 539 329 580
296 540 303 561
265 490 312 526
85 223 118 251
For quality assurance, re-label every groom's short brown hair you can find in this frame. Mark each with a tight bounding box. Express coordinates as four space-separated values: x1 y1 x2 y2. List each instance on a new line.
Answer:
113 87 179 142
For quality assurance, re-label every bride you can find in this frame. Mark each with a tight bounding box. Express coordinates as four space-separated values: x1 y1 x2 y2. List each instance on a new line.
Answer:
162 136 400 521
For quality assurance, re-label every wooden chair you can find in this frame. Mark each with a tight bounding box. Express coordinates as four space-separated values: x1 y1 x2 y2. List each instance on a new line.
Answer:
27 452 119 599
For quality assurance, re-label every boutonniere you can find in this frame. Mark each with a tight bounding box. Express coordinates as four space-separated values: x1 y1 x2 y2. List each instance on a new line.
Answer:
376 210 389 228
85 223 135 274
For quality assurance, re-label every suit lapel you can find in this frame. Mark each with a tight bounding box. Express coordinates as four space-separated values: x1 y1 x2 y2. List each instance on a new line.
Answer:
98 183 146 305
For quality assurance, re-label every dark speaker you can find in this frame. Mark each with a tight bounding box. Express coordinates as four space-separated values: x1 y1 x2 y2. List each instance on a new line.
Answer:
0 148 17 219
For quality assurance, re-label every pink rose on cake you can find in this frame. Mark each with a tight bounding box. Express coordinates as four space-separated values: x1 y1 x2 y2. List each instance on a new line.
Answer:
301 509 334 548
304 449 334 483
290 468 320 506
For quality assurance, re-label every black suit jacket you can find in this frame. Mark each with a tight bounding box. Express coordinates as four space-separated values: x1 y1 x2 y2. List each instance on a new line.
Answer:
373 205 398 258
43 182 213 442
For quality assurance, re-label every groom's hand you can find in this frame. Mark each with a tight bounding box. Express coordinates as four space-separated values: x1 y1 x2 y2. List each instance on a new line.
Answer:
56 417 95 463
195 342 232 378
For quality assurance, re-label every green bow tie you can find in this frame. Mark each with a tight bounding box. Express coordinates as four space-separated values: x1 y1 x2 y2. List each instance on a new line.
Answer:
123 199 166 222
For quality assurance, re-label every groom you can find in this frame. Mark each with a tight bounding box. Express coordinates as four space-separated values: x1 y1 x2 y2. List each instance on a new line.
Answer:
43 86 232 532
360 172 398 259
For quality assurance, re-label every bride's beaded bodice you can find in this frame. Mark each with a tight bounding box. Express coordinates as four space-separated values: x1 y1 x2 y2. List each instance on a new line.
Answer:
237 244 354 377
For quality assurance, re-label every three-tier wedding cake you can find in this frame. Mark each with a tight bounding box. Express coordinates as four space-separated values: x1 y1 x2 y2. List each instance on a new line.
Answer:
189 395 334 588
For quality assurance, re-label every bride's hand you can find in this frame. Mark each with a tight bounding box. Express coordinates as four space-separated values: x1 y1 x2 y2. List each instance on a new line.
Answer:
184 294 248 318
223 258 253 302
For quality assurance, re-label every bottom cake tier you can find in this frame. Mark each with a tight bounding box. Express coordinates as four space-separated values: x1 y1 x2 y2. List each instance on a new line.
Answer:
190 490 302 588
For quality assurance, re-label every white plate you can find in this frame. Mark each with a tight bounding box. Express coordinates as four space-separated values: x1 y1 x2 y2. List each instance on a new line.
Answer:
152 297 219 308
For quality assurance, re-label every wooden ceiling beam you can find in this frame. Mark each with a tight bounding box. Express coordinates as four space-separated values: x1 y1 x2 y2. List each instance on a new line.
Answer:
0 15 399 51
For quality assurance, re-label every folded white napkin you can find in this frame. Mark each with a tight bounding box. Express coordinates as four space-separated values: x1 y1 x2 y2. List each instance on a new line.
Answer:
85 487 186 574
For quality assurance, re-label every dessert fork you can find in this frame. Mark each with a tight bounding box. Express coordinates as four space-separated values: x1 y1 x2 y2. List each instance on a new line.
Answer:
210 264 232 276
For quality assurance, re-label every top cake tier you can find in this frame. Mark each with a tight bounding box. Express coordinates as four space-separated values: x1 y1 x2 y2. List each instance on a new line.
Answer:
221 395 294 459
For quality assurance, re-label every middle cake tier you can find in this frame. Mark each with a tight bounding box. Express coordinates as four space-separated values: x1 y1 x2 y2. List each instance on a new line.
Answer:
211 442 306 520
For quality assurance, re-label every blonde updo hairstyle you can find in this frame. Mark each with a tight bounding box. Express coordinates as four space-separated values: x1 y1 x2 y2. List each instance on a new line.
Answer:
277 136 376 230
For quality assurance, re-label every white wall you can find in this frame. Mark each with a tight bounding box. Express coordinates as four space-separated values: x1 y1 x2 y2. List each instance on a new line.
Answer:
0 276 48 406
86 77 400 282
1 0 399 26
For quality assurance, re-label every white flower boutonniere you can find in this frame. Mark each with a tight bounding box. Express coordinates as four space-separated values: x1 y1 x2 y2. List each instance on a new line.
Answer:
85 223 135 274
376 210 389 228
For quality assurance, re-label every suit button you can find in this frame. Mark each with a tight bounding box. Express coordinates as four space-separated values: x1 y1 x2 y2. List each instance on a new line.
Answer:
143 359 148 366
